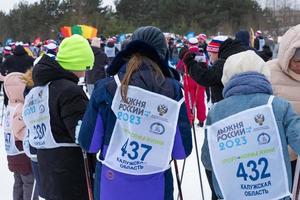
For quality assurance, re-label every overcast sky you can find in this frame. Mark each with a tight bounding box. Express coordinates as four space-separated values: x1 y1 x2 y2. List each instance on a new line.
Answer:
1 0 115 13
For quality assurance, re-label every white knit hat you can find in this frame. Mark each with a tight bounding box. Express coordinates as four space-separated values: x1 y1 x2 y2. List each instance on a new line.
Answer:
222 50 270 85
188 37 198 45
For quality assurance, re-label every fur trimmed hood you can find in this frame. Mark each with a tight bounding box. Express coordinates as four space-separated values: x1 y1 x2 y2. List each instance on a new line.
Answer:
106 40 175 79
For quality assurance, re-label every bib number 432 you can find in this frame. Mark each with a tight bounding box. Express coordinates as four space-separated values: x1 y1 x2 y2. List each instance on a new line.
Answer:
121 138 152 161
236 157 271 181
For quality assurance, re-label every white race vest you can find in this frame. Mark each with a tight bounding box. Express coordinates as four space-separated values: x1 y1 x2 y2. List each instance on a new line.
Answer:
104 46 116 58
23 83 78 149
101 75 184 175
207 96 290 200
3 106 24 156
259 38 265 51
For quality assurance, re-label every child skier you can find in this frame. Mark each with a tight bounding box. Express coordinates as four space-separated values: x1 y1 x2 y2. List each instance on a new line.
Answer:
3 72 38 200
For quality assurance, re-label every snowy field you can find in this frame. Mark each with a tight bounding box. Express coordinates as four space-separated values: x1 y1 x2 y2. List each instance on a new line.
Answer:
0 94 212 200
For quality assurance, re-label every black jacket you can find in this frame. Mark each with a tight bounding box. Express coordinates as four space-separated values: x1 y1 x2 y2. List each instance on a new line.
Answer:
1 46 34 75
31 55 89 200
85 46 108 84
188 39 247 103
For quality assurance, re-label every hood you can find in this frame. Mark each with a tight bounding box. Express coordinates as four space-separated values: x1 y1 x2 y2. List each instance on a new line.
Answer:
4 72 26 103
107 40 172 78
218 38 247 59
13 45 27 56
32 54 79 86
277 24 300 81
131 26 168 61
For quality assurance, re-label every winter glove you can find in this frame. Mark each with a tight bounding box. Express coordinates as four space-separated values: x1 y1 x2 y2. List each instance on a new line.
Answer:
183 51 196 68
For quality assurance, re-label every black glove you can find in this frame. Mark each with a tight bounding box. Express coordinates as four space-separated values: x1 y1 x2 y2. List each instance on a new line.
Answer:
183 51 196 68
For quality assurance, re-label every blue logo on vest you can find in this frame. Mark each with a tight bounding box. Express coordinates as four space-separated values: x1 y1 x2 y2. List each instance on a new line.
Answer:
150 122 165 135
257 132 271 145
39 105 45 113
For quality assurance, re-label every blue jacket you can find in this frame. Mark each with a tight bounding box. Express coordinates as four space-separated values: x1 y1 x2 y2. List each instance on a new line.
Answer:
79 66 192 200
202 92 300 200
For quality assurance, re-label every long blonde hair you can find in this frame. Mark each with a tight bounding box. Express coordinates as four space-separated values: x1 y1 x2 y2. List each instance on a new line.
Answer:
121 54 165 102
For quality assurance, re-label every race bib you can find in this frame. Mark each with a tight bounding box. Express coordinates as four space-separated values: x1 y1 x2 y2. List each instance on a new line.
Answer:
101 75 184 175
207 96 290 200
3 106 24 155
23 83 78 149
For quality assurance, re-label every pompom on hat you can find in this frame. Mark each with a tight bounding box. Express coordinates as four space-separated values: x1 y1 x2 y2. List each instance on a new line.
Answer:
222 50 270 85
56 34 94 71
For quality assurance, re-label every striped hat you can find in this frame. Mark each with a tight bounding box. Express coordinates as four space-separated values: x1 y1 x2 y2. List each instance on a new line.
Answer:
207 36 228 53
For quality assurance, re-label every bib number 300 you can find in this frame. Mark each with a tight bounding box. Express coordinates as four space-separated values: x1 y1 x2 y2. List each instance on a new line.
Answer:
121 138 152 161
236 157 271 181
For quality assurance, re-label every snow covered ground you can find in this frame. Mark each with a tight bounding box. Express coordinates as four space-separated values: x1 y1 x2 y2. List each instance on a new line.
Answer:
0 94 212 200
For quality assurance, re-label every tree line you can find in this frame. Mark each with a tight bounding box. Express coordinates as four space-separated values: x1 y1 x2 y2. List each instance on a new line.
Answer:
0 0 292 42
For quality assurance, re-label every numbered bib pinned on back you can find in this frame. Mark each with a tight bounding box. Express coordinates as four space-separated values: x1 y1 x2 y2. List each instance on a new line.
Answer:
207 96 290 200
3 106 24 156
101 75 184 175
23 83 78 149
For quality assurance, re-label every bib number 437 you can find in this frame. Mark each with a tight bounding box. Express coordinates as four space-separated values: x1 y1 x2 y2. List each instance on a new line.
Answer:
236 157 271 181
121 138 152 161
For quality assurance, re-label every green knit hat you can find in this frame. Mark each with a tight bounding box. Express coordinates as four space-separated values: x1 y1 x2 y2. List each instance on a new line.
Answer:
56 34 94 71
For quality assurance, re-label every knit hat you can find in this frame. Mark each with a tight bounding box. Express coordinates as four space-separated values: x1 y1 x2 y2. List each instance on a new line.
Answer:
56 34 94 71
188 37 198 45
3 46 12 55
222 50 270 85
198 34 207 41
207 36 228 53
235 30 250 47
45 42 57 50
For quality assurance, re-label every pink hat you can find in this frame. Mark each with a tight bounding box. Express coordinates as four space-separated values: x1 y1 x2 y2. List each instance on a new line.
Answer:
198 34 207 41
3 46 12 55
207 36 228 53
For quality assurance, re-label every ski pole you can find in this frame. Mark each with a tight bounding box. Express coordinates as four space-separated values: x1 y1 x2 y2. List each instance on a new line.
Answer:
192 122 205 200
0 84 5 126
177 159 186 200
174 159 184 200
182 52 205 200
82 150 94 200
30 180 36 200
179 159 186 184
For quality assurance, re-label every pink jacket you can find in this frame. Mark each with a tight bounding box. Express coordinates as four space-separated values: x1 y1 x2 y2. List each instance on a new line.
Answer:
267 24 300 161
